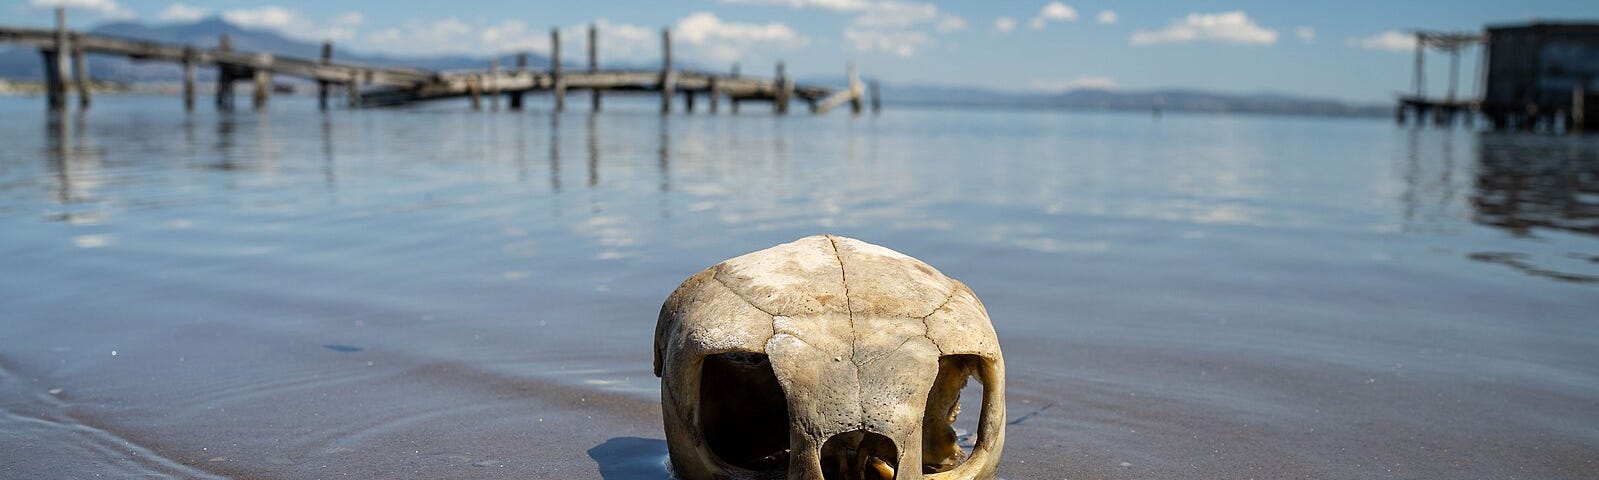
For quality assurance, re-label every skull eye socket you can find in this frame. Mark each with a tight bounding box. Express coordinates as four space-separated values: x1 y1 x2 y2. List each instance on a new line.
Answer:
699 352 791 473
921 354 987 474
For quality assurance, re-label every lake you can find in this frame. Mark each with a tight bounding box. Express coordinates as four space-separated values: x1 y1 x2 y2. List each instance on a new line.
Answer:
1 96 1596 479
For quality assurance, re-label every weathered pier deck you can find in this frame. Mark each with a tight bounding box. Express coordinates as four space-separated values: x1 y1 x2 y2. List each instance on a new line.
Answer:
2 8 873 114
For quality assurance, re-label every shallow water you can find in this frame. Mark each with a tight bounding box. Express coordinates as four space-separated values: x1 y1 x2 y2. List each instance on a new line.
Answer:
1 96 1596 479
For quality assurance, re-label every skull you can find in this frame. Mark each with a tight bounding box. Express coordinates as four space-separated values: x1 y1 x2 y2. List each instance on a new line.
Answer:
654 235 1005 480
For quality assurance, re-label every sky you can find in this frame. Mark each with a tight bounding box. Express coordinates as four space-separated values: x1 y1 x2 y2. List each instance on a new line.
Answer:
6 0 1599 102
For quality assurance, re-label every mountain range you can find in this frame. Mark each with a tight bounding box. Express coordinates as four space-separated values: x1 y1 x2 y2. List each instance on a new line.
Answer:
0 17 1389 116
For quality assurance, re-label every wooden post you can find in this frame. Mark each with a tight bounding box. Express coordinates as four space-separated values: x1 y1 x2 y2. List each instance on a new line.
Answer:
490 59 501 111
870 80 881 114
709 77 720 114
252 53 271 110
660 28 675 114
552 28 565 113
775 61 791 114
182 47 196 111
318 41 332 110
469 75 482 110
44 7 68 110
1447 48 1460 104
346 69 362 108
1412 36 1425 99
1575 81 1587 133
730 63 741 114
588 24 600 112
216 34 234 111
71 33 89 109
684 90 695 113
847 62 862 115
510 53 527 110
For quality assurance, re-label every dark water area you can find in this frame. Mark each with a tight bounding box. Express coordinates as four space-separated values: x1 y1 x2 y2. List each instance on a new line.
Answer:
1 96 1596 479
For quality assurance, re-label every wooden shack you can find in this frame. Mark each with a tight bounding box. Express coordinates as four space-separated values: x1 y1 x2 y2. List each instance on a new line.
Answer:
1482 22 1599 131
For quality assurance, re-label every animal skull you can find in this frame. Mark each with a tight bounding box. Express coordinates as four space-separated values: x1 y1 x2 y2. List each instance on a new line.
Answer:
655 235 1005 480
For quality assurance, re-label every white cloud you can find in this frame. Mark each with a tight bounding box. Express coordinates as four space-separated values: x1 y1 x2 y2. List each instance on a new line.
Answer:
220 6 366 42
720 0 869 11
29 0 134 19
1030 1 1078 30
157 3 206 22
994 16 1016 33
1129 11 1277 46
675 12 808 63
1096 10 1117 25
1296 26 1315 42
1031 76 1116 91
724 0 961 57
333 12 364 27
366 18 476 55
361 17 660 60
936 15 966 33
845 27 931 57
1349 30 1415 53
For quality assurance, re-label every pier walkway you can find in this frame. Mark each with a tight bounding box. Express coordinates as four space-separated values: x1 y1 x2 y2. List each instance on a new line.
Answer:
2 8 872 114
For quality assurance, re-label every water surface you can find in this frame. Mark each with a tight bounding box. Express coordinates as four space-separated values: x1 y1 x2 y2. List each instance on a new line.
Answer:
1 96 1596 479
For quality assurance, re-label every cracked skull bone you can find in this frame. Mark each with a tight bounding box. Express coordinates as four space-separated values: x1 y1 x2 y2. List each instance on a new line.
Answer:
655 235 1005 480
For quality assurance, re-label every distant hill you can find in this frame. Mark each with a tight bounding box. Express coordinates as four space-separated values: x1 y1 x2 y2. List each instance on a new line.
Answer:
875 83 1390 117
0 16 552 83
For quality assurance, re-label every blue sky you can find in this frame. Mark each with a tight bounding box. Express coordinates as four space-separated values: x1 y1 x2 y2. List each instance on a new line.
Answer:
8 0 1599 102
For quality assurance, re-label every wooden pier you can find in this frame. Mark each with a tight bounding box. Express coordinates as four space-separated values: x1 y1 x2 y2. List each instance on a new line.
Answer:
1394 30 1484 128
2 8 869 114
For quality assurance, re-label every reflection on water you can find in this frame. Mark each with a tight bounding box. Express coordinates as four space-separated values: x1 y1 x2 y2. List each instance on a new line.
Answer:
3 98 1598 479
1472 134 1599 237
587 437 671 480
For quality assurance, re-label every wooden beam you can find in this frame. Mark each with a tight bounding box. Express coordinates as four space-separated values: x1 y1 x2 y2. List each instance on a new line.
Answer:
660 28 674 114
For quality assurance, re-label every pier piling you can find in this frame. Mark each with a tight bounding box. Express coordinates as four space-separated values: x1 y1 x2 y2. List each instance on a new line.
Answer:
215 34 234 111
490 59 501 111
346 70 361 108
71 34 89 109
775 61 791 114
182 47 196 111
42 7 68 111
588 24 600 112
511 53 528 111
709 77 720 113
660 28 675 114
318 42 332 110
871 80 881 114
553 29 565 113
252 53 272 110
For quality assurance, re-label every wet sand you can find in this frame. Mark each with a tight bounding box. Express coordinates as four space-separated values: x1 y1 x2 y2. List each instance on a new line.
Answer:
1 98 1596 478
